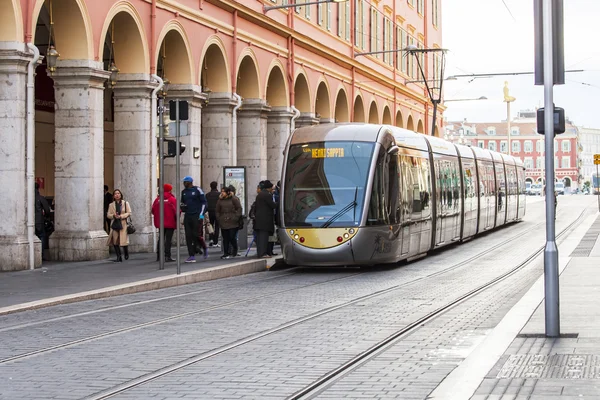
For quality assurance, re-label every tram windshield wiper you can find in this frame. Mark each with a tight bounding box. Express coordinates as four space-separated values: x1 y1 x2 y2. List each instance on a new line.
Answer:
321 187 358 228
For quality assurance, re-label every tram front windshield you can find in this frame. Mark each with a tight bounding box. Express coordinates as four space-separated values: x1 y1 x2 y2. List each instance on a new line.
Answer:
283 141 374 228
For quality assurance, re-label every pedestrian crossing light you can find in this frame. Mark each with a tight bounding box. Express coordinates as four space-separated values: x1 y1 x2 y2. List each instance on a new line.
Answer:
165 139 186 158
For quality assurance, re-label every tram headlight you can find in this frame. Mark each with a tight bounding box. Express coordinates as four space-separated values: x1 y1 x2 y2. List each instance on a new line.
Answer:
349 228 355 234
294 234 299 240
290 230 295 235
343 233 349 239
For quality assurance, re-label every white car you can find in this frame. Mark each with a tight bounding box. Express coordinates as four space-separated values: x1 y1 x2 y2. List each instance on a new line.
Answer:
530 184 543 196
555 182 565 195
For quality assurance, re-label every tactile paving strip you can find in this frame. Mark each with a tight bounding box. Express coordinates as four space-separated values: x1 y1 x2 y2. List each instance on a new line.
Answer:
497 354 600 379
569 215 600 258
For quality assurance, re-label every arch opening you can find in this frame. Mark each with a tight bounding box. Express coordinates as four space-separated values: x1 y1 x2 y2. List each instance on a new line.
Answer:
101 11 147 74
406 115 415 131
294 74 311 113
237 55 260 99
0 0 20 42
201 43 229 93
368 101 378 124
353 96 365 122
382 106 391 125
395 110 403 128
334 89 349 122
266 65 288 107
315 81 331 120
157 29 193 84
416 119 424 134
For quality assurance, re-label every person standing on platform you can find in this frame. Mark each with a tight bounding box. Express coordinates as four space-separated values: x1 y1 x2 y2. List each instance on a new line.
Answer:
268 181 281 257
104 185 113 233
181 176 207 263
216 186 242 259
34 183 51 260
106 189 131 262
254 180 277 258
152 183 177 262
206 181 220 248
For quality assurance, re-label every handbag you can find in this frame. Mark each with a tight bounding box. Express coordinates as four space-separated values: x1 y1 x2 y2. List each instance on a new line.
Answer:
125 202 136 234
204 214 215 235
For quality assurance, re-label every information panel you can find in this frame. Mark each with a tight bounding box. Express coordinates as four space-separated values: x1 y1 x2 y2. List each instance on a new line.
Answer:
223 167 247 217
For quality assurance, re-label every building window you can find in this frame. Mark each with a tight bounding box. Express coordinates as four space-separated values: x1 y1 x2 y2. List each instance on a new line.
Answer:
355 0 366 49
511 127 520 135
432 0 439 26
305 0 311 19
317 2 323 25
408 0 415 7
478 141 485 149
370 7 380 58
554 139 558 153
500 141 508 153
512 141 520 153
338 2 350 40
407 36 416 78
524 140 533 153
327 2 332 30
537 157 544 169
383 17 393 66
524 158 534 169
487 127 496 135
417 0 424 15
488 141 497 151
536 139 543 153
562 157 570 168
398 27 407 74
562 140 571 152
554 156 559 168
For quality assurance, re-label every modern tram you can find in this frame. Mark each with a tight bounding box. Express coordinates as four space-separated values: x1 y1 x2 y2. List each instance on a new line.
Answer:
279 124 526 266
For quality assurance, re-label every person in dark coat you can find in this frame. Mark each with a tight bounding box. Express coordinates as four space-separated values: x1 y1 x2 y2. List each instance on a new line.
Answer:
151 183 177 262
35 183 51 259
216 186 242 259
205 181 220 247
254 180 277 258
181 176 207 263
104 185 113 233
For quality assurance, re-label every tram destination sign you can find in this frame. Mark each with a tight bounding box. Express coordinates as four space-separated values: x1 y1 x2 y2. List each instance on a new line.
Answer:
304 147 345 158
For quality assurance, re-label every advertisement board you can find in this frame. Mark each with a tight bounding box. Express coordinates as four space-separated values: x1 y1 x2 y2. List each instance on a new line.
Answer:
223 167 247 217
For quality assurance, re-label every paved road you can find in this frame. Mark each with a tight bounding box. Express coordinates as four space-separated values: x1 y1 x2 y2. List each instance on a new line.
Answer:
0 195 593 400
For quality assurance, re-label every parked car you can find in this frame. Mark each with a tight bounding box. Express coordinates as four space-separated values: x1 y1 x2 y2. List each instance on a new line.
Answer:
555 182 565 195
525 182 532 195
530 184 543 196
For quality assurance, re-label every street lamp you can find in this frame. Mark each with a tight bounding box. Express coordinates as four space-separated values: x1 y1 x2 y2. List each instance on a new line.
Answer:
264 0 348 13
45 0 60 75
406 45 447 137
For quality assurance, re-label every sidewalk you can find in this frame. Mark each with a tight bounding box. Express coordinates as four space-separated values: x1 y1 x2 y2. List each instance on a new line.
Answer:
430 212 600 400
0 244 282 315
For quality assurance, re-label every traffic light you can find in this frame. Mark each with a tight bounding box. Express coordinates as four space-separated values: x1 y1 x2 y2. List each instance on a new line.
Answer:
594 154 600 165
537 106 565 136
165 139 186 158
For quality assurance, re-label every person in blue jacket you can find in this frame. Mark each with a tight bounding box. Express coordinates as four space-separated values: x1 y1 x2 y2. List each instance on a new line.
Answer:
181 176 207 263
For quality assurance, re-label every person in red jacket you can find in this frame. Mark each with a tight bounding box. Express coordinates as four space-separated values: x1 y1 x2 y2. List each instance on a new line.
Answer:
152 183 177 262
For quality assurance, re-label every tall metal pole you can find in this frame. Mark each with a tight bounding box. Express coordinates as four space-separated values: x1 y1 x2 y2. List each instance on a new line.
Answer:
430 101 438 137
507 101 512 156
158 96 165 271
597 163 599 211
542 0 560 337
175 100 181 275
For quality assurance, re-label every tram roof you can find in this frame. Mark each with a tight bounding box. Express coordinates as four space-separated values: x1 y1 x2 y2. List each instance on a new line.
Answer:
290 123 383 145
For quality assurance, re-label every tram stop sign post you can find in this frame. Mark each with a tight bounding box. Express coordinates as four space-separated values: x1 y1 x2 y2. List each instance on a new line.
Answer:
595 154 600 212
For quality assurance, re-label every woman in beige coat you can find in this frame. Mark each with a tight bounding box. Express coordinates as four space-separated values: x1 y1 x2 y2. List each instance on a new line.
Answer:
107 189 131 262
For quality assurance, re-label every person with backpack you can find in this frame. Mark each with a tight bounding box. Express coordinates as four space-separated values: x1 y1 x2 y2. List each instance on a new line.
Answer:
151 183 177 262
181 176 207 263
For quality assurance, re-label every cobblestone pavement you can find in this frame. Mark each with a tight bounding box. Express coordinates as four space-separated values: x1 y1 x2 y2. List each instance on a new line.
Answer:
0 196 593 400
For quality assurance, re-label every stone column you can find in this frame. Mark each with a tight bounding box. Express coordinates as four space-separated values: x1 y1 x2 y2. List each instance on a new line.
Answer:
237 99 271 209
164 85 205 191
112 74 157 253
295 112 319 128
267 107 293 185
49 60 110 261
319 118 336 124
201 93 236 188
0 42 40 271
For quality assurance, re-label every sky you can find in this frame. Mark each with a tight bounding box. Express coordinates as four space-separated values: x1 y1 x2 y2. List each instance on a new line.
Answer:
441 0 600 128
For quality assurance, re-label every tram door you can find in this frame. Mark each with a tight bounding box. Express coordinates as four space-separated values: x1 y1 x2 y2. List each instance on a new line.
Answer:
495 162 507 227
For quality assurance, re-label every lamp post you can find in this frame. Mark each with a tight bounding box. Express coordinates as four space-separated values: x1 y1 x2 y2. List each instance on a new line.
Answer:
503 81 516 156
264 0 347 13
406 45 447 137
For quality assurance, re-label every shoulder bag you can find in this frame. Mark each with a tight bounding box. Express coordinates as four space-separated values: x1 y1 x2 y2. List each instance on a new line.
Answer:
125 202 136 234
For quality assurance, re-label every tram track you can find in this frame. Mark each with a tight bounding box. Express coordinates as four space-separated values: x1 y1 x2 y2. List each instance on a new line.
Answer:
287 209 588 399
77 217 565 399
1 219 543 368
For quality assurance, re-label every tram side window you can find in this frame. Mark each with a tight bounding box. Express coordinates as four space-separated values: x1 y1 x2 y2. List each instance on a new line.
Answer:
401 155 415 219
388 154 400 224
420 158 432 219
367 148 387 225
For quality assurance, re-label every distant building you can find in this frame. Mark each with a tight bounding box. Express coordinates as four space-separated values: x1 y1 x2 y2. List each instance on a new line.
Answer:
577 127 600 184
445 110 580 190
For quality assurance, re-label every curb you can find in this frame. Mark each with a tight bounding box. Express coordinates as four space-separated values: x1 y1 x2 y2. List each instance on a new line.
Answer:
0 258 268 316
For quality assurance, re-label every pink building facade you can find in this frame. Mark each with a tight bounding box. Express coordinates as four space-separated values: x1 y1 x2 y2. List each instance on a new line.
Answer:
0 0 443 269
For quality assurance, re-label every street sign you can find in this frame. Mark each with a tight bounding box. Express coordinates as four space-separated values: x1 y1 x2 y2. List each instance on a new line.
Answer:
594 154 600 165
